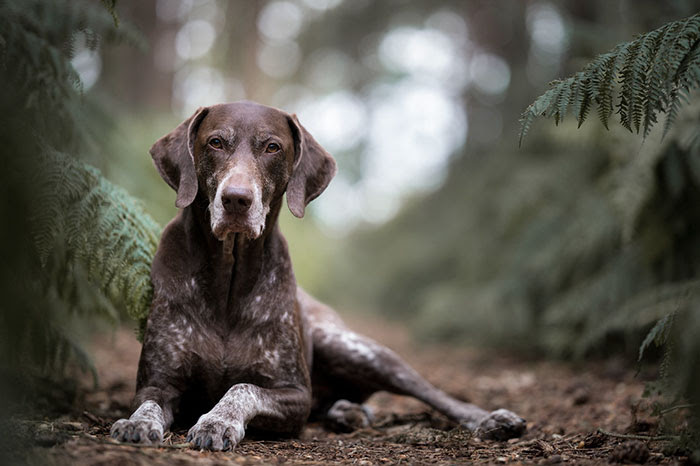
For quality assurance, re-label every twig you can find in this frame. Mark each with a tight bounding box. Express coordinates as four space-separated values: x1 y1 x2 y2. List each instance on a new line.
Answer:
104 440 191 450
80 433 191 450
596 428 679 441
659 404 695 415
105 441 192 450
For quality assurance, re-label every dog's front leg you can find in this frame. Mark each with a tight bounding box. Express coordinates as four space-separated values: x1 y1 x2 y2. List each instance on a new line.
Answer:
110 386 177 444
187 383 310 451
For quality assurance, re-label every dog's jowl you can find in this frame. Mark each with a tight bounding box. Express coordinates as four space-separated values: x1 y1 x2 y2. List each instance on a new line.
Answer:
110 101 526 450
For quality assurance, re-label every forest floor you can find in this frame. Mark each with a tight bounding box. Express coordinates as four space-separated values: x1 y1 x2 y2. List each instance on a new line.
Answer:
11 313 690 465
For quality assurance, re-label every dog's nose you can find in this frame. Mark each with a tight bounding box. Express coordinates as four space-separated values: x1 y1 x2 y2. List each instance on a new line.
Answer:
221 187 253 214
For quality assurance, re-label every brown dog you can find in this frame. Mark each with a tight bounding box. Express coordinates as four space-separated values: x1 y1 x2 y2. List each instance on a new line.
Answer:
110 101 526 450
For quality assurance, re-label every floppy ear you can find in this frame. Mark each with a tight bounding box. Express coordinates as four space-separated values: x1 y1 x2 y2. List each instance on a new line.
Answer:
286 114 337 218
149 107 209 208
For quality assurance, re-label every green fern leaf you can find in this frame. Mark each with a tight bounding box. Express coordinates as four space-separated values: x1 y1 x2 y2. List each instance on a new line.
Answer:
520 12 700 144
639 313 675 362
618 37 644 132
32 150 161 334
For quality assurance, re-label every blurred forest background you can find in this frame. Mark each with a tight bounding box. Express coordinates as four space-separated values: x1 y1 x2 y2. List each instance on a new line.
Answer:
1 0 700 454
88 0 700 353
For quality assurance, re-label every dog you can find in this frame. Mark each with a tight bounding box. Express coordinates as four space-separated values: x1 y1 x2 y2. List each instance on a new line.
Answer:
110 101 526 450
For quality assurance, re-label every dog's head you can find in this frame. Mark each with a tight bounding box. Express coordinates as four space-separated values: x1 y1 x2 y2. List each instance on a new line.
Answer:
150 101 336 240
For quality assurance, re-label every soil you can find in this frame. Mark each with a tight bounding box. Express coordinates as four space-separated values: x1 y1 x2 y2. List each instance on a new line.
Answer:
7 313 690 465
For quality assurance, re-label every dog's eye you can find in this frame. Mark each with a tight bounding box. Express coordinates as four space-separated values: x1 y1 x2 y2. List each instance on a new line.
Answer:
209 138 223 149
265 142 280 153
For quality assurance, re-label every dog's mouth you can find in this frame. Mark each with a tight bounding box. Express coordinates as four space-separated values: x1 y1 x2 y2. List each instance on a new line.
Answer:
211 216 265 241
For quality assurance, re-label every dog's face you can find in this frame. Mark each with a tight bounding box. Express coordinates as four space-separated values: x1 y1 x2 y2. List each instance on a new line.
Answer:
194 103 296 240
150 101 336 240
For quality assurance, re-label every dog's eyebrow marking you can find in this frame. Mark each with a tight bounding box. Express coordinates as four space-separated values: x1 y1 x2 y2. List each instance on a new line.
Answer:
207 127 236 144
252 131 285 148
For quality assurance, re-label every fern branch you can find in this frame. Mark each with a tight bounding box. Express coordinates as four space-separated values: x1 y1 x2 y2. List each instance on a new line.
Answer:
31 150 161 334
520 13 700 145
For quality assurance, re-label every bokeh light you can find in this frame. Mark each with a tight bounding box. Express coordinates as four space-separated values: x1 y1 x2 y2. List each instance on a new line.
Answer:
175 19 216 60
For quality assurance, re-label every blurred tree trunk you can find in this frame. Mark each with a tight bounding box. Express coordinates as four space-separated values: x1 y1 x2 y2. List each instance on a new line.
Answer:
221 0 267 102
98 0 173 110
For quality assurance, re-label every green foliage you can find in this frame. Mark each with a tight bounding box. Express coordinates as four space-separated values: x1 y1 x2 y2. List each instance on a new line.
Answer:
100 0 120 27
517 11 700 454
0 0 142 152
519 13 700 144
637 299 700 459
0 0 153 390
32 150 161 336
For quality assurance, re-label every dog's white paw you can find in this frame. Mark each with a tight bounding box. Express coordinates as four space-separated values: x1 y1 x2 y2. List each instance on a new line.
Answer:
187 414 245 451
475 408 526 441
325 399 374 432
110 418 163 444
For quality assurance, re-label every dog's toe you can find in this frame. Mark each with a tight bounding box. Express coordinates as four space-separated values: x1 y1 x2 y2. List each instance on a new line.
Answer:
475 408 526 441
110 418 163 445
188 416 245 451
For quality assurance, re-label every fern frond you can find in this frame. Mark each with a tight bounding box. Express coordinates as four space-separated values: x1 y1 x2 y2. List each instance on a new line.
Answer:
100 0 120 28
519 86 558 146
0 0 143 152
568 72 588 126
520 13 700 144
31 150 161 332
591 51 621 129
618 36 644 132
639 312 675 362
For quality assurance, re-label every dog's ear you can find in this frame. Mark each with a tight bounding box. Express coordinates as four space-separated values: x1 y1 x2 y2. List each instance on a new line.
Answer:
286 114 337 218
150 107 209 208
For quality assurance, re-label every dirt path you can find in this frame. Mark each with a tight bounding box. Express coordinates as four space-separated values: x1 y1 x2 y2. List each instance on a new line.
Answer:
17 313 683 465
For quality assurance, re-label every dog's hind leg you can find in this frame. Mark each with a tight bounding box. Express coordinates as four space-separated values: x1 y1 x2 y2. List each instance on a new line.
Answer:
299 289 526 440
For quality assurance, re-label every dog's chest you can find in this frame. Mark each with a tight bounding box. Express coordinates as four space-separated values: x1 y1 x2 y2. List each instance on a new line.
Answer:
148 262 303 390
160 296 300 391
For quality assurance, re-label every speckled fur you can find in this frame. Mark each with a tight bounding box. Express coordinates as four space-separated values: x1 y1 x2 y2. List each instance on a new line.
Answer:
110 102 525 451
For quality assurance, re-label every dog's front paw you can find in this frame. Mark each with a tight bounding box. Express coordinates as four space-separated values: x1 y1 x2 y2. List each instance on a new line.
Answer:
110 418 163 444
187 415 245 451
475 409 526 441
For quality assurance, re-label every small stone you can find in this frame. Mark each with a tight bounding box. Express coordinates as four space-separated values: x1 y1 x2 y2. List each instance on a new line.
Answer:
572 388 590 405
34 431 60 447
